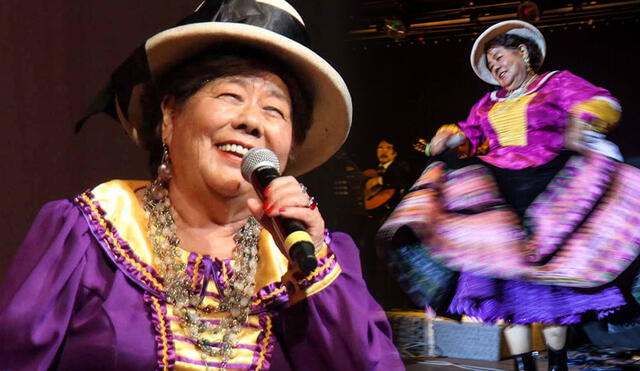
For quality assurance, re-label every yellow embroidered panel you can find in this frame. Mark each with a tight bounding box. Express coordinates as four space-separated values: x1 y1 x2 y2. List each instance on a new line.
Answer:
168 300 274 370
89 180 339 292
488 93 537 147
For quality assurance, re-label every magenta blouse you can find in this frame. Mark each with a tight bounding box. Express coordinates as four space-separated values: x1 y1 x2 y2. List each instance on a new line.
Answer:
459 70 621 169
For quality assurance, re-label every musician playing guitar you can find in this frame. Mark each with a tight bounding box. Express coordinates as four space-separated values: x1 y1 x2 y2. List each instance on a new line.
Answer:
364 139 411 214
360 139 413 309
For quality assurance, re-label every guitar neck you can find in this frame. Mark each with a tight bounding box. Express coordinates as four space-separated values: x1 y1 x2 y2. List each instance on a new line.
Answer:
413 137 428 153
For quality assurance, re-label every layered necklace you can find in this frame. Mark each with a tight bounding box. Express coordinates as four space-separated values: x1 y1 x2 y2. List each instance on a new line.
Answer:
144 181 261 370
504 73 538 102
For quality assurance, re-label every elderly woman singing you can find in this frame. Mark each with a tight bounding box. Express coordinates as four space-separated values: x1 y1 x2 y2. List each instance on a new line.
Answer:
380 20 640 371
0 1 404 370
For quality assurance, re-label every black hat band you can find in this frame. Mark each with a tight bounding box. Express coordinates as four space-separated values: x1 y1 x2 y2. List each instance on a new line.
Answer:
76 0 308 134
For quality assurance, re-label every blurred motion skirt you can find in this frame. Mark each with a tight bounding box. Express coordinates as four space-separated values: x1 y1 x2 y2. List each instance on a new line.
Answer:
378 151 640 324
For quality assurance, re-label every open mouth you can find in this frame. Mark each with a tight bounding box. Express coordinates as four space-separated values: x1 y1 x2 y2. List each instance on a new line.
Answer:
498 71 506 79
217 143 251 158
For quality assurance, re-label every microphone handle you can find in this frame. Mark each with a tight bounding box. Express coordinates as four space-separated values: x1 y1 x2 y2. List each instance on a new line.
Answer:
251 167 318 273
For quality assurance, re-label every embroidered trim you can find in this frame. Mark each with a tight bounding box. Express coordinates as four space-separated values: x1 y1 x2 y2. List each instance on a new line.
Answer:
252 283 289 309
76 181 345 369
254 314 276 371
144 292 176 371
191 254 204 290
287 245 342 304
490 71 558 101
74 192 164 294
296 252 338 290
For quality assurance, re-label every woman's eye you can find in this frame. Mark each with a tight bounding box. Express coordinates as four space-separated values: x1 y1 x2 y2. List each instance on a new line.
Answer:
264 106 285 119
218 93 241 101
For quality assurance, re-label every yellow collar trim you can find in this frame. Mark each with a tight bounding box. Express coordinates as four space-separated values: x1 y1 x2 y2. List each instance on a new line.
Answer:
76 179 342 370
83 179 294 292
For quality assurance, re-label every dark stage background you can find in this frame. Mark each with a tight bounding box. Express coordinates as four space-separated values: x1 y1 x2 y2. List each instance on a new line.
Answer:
1 1 639 284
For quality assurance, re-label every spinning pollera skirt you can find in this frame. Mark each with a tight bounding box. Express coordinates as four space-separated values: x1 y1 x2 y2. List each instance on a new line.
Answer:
379 151 640 324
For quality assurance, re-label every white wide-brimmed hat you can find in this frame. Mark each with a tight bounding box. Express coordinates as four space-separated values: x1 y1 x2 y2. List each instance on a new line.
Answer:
78 0 352 176
470 20 546 85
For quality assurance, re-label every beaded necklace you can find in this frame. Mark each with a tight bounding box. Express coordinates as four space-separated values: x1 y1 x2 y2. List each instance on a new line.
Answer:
504 73 538 101
492 73 539 114
144 182 260 370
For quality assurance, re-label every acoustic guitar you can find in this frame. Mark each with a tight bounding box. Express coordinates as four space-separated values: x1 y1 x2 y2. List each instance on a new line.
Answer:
363 169 395 211
364 135 463 211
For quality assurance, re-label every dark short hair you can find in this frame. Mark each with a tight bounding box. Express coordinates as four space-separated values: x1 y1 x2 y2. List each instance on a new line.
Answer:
377 138 398 153
484 33 543 72
141 44 313 177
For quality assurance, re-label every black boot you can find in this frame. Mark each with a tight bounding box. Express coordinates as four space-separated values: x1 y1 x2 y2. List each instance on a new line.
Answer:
513 352 537 371
546 347 568 371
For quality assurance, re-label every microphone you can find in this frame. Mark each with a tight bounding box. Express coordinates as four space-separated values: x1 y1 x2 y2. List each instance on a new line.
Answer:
241 148 318 274
444 133 466 149
414 133 466 157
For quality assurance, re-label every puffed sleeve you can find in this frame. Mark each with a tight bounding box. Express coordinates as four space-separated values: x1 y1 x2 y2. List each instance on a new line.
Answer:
0 200 92 370
276 232 404 371
455 93 492 157
553 70 622 133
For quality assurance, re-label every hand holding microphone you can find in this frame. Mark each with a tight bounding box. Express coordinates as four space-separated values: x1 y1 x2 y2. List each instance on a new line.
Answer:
426 132 466 157
241 148 320 274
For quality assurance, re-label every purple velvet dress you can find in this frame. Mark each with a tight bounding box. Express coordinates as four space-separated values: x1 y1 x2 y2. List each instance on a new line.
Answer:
0 180 403 370
379 71 640 325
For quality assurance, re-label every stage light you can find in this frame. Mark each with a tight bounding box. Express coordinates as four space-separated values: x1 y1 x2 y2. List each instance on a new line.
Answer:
518 1 541 22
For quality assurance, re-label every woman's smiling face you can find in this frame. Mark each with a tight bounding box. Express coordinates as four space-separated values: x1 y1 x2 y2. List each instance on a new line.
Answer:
162 69 293 198
486 45 529 91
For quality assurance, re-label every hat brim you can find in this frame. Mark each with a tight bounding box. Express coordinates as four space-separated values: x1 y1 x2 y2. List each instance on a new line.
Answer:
120 22 352 176
470 20 546 85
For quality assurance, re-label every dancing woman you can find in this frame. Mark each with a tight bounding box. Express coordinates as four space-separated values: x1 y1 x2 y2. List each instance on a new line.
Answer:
380 20 640 371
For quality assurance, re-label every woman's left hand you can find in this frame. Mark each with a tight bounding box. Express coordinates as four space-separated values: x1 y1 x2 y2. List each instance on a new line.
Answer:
247 176 325 258
564 116 589 153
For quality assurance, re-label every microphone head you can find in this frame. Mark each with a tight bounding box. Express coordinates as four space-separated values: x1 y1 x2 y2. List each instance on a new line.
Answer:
445 133 466 148
241 148 281 182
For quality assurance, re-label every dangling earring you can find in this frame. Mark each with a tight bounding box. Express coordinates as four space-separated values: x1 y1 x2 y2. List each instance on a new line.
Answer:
151 143 171 201
523 55 531 71
157 143 172 183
